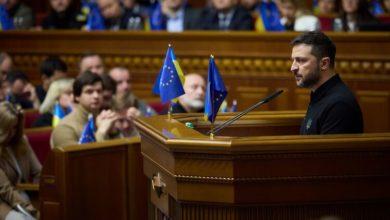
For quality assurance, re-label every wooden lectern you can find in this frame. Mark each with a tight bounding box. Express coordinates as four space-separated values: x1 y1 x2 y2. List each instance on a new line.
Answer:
135 111 390 220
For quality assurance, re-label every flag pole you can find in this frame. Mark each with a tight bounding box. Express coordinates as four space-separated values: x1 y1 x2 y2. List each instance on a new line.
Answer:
209 54 215 139
168 102 172 120
167 43 172 120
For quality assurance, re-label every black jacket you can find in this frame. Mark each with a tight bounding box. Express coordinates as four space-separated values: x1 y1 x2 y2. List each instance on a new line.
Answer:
199 5 253 30
300 74 363 135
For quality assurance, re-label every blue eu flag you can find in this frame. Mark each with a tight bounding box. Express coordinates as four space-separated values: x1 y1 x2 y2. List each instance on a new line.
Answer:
0 4 14 30
204 56 227 123
153 46 185 103
86 2 105 30
79 114 96 144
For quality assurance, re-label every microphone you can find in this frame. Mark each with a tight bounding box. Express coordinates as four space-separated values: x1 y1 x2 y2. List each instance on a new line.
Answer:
208 90 284 135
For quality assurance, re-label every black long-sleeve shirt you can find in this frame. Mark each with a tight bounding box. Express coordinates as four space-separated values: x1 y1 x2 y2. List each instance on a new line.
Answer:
300 74 363 135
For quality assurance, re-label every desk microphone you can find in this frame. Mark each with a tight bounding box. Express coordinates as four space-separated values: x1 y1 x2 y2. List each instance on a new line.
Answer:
208 90 284 135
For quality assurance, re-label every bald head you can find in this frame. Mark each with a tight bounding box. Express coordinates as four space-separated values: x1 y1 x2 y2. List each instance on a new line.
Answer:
109 67 131 95
179 73 206 112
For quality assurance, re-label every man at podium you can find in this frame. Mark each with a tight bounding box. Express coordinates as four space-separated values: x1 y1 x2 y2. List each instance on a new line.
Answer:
290 31 363 134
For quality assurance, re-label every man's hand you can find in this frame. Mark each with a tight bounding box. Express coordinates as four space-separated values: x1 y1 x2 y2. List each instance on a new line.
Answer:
126 107 141 119
95 110 120 139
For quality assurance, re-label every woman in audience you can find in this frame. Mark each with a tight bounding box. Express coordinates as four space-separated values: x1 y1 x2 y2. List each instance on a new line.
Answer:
0 102 41 219
338 0 379 31
42 0 84 29
33 78 74 127
317 0 339 15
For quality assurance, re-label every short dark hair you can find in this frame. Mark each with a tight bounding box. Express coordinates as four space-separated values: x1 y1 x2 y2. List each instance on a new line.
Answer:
40 56 68 78
73 71 104 99
291 31 336 68
79 52 102 67
6 70 29 84
100 74 116 94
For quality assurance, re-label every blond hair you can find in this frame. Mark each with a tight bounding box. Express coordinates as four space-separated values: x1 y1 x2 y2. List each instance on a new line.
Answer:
39 78 74 113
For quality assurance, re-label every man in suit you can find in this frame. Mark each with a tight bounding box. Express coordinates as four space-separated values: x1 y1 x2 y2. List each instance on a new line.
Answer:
149 0 201 31
200 0 254 30
97 0 144 30
290 31 363 134
51 71 120 148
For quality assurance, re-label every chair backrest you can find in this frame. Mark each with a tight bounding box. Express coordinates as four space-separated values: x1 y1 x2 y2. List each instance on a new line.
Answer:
24 109 41 128
148 101 169 114
25 127 53 164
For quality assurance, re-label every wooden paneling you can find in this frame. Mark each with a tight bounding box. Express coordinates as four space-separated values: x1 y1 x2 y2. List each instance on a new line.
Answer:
356 90 390 133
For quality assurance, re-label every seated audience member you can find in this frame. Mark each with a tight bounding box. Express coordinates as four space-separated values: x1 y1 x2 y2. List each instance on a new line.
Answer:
1 0 34 29
79 53 105 76
149 0 201 31
42 0 84 29
0 102 41 219
33 78 74 127
6 70 40 109
337 0 379 31
0 52 13 78
172 73 205 113
199 0 254 30
36 56 68 103
122 0 149 17
51 71 120 148
317 0 338 15
241 0 285 31
97 0 144 30
100 74 116 110
290 31 363 134
316 0 339 31
102 72 138 137
109 67 156 116
278 0 297 30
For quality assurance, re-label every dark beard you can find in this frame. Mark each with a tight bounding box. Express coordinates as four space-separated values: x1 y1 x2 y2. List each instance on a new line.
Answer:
299 65 321 89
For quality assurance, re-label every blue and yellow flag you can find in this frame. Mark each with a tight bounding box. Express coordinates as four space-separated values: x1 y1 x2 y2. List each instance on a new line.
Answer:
149 2 166 30
204 56 227 123
153 46 185 103
0 4 14 30
52 103 71 127
79 114 96 144
85 2 105 31
255 1 284 31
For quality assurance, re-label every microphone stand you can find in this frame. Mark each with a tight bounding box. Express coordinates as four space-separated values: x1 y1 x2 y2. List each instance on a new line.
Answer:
208 90 284 136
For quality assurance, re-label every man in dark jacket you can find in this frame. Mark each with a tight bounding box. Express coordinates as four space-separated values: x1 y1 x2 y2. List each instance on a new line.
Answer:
200 0 254 30
290 31 363 134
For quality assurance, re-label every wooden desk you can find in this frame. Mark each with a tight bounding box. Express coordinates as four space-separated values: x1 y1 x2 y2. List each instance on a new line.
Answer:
135 112 390 220
39 138 148 220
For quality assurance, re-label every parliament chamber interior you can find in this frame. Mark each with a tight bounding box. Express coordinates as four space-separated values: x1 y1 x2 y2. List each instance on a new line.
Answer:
1 0 390 219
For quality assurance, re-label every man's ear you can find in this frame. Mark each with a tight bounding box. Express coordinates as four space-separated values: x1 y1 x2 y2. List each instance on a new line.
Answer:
74 96 79 103
320 57 330 71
